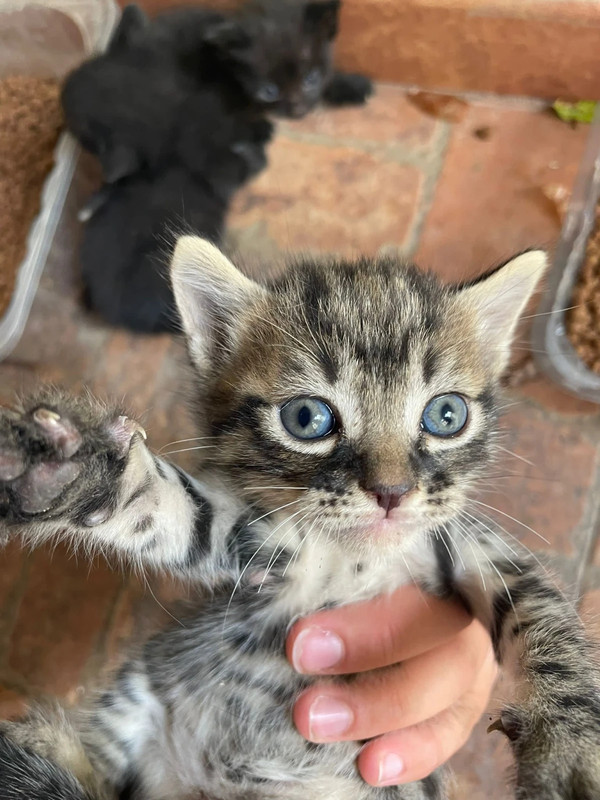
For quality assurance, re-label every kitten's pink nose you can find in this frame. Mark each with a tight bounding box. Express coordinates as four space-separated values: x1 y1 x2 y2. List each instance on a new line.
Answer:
369 483 414 516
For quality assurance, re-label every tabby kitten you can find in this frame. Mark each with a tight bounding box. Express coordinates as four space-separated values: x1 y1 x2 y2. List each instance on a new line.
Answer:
0 240 599 800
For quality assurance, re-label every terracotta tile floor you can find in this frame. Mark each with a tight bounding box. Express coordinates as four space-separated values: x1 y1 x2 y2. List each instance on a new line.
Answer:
2 85 600 797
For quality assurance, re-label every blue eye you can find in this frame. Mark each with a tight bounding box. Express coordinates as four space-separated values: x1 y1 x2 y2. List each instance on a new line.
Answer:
280 397 336 440
256 82 280 103
421 394 468 437
302 68 321 90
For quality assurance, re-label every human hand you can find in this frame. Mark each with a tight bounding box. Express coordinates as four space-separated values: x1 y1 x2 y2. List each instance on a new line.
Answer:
287 586 497 787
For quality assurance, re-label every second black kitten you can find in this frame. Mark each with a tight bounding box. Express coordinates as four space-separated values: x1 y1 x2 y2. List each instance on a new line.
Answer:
61 4 185 183
80 96 272 334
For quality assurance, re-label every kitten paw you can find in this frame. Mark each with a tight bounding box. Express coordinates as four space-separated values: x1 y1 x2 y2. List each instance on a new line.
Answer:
491 703 600 799
322 72 373 107
231 141 268 180
0 392 145 520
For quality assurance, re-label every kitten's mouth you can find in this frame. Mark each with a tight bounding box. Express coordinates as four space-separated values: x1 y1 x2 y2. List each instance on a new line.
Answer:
356 510 420 540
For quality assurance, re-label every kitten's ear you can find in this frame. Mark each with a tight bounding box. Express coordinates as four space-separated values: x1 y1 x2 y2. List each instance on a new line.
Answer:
108 4 149 52
304 0 341 39
456 250 547 377
204 21 252 53
171 236 266 372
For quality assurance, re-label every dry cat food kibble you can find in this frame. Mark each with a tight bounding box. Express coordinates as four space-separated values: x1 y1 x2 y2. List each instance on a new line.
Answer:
566 201 600 374
0 75 63 318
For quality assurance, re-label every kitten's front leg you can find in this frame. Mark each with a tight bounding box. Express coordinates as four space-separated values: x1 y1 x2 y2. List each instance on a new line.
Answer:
448 523 600 799
0 389 218 579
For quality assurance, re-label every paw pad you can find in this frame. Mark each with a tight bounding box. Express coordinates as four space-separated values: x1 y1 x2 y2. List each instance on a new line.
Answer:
14 461 81 514
0 451 26 481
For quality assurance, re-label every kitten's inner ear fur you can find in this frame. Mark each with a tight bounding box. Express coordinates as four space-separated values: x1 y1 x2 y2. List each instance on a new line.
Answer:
457 250 547 377
171 236 266 372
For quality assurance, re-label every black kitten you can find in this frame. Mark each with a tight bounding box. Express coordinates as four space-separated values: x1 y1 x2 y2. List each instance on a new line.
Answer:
151 0 350 118
62 1 372 182
80 96 272 333
61 5 187 183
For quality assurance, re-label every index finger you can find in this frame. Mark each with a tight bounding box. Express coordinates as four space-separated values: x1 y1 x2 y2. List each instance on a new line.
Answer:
287 585 472 675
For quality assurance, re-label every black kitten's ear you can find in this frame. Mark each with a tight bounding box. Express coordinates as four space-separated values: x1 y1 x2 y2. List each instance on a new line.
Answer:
108 4 149 52
171 237 267 372
304 0 341 39
204 21 252 53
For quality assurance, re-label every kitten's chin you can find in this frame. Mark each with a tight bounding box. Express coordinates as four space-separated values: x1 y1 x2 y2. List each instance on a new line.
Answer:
354 512 423 543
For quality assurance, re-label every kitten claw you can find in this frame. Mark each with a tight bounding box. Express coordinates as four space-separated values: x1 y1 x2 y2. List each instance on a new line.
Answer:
487 718 505 735
33 408 60 425
487 714 520 742
32 408 83 458
107 416 147 459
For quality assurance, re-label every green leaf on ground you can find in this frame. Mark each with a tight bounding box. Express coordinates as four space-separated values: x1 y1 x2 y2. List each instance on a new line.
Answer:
552 100 597 124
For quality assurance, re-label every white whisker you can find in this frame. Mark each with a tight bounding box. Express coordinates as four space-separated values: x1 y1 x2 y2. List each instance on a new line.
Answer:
458 509 522 570
224 506 309 625
453 518 487 591
247 498 304 526
157 436 218 454
160 445 218 457
242 485 308 491
496 445 536 469
257 511 312 593
433 527 455 568
283 515 320 577
455 521 518 624
471 499 550 545
463 505 548 574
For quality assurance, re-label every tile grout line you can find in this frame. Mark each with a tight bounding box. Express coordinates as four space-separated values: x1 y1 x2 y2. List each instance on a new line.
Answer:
374 81 550 113
276 126 443 169
402 121 452 259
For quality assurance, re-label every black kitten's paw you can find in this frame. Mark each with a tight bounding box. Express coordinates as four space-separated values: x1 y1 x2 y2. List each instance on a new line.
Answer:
0 391 145 522
322 72 374 107
78 185 114 222
231 141 268 180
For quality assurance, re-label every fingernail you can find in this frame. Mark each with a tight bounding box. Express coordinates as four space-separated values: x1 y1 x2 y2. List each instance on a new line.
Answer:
308 696 353 739
377 752 405 785
292 627 344 673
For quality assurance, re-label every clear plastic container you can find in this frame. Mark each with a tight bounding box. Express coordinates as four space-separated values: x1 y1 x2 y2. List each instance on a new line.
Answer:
532 111 600 403
0 0 118 360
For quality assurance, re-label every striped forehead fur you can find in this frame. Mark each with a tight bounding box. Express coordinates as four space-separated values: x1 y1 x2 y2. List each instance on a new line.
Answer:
222 255 489 397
